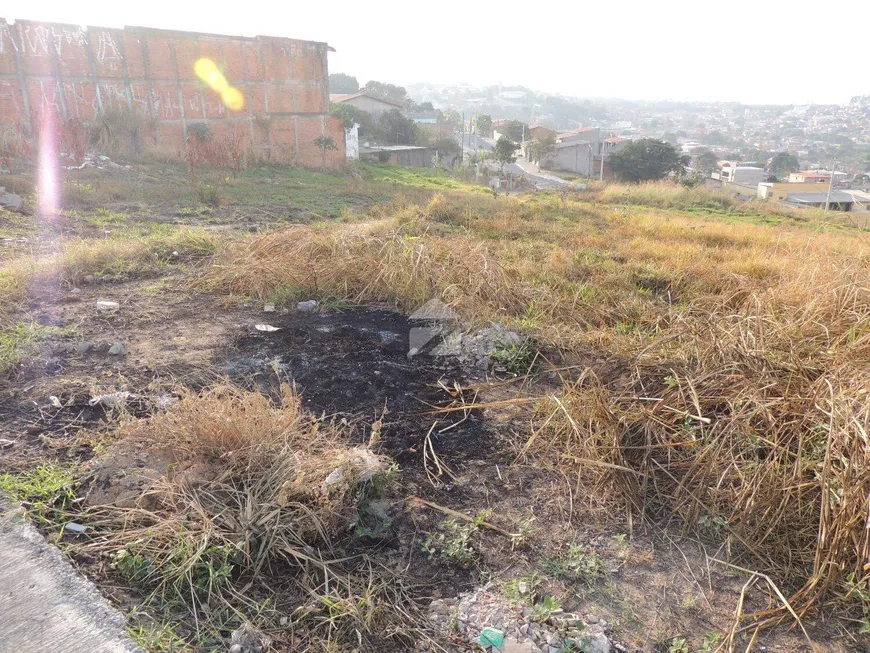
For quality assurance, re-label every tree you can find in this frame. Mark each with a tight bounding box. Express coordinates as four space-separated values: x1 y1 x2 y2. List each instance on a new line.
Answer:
662 131 678 144
701 130 729 146
440 108 462 129
475 114 493 135
328 73 359 94
375 109 417 145
362 80 407 104
769 152 800 178
610 139 689 183
432 136 462 167
494 136 519 171
694 149 719 175
330 103 373 134
313 135 338 171
528 133 557 166
502 120 526 142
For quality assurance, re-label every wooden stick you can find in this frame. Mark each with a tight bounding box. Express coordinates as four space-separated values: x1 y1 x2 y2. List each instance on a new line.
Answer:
406 496 514 538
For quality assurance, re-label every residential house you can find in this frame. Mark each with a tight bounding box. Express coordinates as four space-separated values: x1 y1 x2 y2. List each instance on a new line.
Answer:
359 145 434 167
788 170 850 185
758 182 836 201
330 91 404 119
784 191 855 211
406 112 439 124
540 128 601 175
719 165 766 185
527 125 556 141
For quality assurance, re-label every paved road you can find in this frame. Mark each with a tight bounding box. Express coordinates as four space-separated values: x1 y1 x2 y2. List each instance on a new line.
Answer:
459 132 494 154
0 507 141 653
459 133 571 190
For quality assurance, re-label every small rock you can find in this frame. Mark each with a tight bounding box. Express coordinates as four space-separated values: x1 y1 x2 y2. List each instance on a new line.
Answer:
546 632 561 647
229 623 269 653
96 300 119 312
25 425 41 435
93 341 111 353
263 303 275 313
75 342 93 355
64 522 87 534
0 191 22 210
83 274 95 284
574 631 611 653
503 637 534 653
108 343 126 356
296 300 317 311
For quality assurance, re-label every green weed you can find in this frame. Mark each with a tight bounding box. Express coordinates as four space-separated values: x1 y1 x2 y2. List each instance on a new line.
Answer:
422 510 490 567
0 463 76 525
541 545 605 587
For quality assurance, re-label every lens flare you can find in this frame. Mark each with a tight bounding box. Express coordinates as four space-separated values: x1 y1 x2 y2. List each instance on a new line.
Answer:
38 105 59 218
194 57 244 111
221 87 245 111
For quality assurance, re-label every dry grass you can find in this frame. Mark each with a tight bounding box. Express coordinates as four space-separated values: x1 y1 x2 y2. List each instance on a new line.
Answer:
79 384 403 649
196 190 870 628
0 227 221 315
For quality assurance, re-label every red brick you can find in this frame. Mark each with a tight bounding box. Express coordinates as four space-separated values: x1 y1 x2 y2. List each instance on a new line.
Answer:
91 28 125 78
146 36 175 79
180 82 205 119
243 44 263 80
173 39 198 80
266 86 294 114
295 85 324 113
62 81 98 120
223 41 245 81
0 24 19 74
99 82 130 112
150 83 182 119
0 80 24 122
123 33 147 77
260 42 290 80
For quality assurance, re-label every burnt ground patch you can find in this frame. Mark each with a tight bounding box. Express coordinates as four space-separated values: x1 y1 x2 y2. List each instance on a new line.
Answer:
224 306 494 468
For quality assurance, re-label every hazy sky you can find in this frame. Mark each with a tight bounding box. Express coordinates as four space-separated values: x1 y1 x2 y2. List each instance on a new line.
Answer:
4 1 869 105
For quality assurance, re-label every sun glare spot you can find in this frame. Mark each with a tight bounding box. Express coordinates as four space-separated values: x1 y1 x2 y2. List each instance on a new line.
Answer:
195 57 245 111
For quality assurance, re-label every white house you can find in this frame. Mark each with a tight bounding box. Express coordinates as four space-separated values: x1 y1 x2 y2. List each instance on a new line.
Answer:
330 91 404 120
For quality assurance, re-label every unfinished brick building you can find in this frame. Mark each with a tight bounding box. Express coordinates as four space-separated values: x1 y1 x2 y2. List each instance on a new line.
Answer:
0 19 346 167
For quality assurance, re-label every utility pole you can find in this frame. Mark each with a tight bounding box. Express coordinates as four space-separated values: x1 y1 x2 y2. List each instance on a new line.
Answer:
460 110 465 166
825 162 836 211
599 142 605 182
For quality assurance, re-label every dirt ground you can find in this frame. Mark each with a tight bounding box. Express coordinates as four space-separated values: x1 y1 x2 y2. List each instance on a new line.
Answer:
0 163 866 652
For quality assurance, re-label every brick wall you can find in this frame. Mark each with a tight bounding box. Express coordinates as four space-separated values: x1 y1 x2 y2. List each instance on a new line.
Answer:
0 19 345 167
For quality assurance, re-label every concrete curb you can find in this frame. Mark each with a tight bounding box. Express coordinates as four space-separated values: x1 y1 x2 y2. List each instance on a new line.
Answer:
0 506 143 653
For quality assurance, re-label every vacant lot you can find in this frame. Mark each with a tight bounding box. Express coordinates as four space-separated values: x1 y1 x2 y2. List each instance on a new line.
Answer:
0 158 868 652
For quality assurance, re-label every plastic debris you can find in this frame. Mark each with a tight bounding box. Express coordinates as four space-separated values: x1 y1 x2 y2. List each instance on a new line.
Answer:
477 628 505 648
89 391 133 408
49 396 63 408
96 300 119 312
296 300 317 311
255 324 281 332
64 522 87 534
263 303 275 313
153 394 179 410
